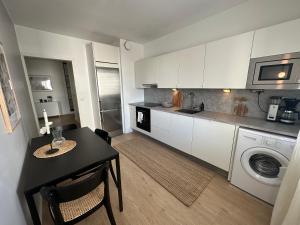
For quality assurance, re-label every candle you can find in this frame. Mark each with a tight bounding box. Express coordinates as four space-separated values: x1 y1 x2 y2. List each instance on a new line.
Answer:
43 109 50 134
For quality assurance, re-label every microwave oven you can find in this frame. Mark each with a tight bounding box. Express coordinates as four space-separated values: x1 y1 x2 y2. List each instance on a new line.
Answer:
246 52 300 89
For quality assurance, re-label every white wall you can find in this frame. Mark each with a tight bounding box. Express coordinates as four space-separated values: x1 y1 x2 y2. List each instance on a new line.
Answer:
0 0 37 224
119 39 144 133
85 43 101 129
15 25 96 130
144 0 300 56
25 57 73 115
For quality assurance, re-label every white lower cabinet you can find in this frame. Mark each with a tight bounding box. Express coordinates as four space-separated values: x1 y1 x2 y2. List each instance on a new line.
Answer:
151 110 171 144
151 110 193 153
131 107 236 171
35 101 61 118
168 113 193 154
129 105 136 129
191 118 236 171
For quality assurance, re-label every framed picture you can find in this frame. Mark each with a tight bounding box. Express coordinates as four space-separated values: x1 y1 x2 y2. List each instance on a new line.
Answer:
29 75 53 91
0 42 21 133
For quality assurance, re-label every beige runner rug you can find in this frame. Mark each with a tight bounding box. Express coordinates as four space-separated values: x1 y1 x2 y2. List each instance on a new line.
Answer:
114 136 215 206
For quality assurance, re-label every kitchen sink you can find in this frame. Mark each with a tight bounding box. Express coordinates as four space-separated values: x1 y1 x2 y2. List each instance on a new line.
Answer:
176 109 202 114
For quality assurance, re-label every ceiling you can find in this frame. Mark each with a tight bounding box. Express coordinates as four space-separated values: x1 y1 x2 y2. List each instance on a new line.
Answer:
3 0 247 44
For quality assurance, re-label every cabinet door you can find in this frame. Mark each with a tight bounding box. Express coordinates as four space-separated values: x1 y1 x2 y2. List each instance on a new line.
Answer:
177 45 205 88
93 42 119 64
168 113 194 154
129 105 136 129
156 52 180 88
252 19 300 58
151 110 171 143
203 31 254 89
192 118 235 171
135 57 158 88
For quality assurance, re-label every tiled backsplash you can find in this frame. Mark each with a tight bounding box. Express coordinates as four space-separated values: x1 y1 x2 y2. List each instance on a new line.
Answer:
144 89 300 119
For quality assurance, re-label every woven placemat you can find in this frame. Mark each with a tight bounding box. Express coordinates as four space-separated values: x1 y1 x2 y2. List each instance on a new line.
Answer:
33 140 77 159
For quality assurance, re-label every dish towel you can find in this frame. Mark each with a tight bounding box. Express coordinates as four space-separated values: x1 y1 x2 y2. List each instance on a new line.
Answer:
137 112 144 123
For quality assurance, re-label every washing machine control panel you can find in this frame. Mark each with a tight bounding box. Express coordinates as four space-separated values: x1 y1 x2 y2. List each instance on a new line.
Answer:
263 137 295 159
239 128 296 160
263 138 277 147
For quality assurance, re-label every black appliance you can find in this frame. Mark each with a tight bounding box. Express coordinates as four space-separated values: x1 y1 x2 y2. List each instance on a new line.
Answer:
280 98 300 124
136 107 151 132
138 102 161 107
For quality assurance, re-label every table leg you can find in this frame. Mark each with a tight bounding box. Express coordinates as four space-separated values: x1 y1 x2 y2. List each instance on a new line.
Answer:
25 192 41 225
115 155 123 212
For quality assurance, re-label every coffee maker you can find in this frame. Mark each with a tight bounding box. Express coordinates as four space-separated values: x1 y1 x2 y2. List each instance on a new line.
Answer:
280 98 300 124
267 96 281 121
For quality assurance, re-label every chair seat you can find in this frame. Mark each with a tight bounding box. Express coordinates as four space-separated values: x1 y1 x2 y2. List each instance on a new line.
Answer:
59 183 104 222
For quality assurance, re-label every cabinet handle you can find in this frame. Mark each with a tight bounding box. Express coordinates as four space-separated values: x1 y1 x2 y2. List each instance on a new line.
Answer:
142 83 157 88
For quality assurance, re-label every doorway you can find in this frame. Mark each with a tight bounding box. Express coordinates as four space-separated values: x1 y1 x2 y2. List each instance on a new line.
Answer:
23 57 80 130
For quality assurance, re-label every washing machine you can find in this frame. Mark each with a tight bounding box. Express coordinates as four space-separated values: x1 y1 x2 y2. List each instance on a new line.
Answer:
231 128 296 204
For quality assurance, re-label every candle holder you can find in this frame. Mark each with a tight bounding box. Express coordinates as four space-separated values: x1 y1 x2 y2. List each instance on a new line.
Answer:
45 143 59 155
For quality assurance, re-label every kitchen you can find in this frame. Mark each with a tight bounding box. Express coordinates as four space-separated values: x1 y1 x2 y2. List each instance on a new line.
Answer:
129 16 300 221
1 0 300 225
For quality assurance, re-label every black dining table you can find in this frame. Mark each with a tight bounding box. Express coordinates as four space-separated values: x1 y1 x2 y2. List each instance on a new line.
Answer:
18 127 123 225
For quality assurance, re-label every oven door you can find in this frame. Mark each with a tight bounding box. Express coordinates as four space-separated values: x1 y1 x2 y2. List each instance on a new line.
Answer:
252 59 300 85
136 107 151 132
247 52 300 89
241 147 289 186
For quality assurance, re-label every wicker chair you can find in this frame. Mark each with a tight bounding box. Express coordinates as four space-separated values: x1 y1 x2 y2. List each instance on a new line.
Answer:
41 162 116 225
94 129 118 186
72 129 118 186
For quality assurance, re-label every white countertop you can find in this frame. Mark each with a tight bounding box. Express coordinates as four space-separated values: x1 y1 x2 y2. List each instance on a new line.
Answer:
130 102 300 138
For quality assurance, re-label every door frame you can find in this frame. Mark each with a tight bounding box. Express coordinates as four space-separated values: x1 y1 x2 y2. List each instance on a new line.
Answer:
21 54 78 134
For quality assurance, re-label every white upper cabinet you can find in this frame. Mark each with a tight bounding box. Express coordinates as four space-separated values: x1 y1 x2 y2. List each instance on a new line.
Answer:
252 19 300 58
191 118 236 171
156 52 180 88
203 31 254 89
135 57 158 88
92 42 119 64
177 45 205 88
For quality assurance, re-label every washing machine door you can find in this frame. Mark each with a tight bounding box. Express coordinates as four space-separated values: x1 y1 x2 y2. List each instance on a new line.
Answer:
241 147 289 186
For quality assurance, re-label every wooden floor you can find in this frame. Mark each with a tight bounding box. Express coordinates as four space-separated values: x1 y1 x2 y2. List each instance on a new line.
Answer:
39 114 80 128
43 132 272 225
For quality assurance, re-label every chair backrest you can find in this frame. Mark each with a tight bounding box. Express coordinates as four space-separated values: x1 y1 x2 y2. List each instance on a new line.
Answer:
62 124 78 131
41 162 109 203
95 129 111 145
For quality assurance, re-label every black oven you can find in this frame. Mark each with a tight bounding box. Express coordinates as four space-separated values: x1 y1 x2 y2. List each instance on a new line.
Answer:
136 107 151 132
